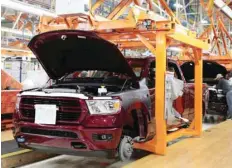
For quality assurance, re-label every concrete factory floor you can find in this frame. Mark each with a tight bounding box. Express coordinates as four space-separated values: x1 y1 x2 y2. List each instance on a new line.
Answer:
125 120 232 168
17 123 218 168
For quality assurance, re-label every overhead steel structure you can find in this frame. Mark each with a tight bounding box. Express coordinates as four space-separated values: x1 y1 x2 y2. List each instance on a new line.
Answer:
1 0 231 58
37 0 210 155
175 0 232 70
1 0 56 56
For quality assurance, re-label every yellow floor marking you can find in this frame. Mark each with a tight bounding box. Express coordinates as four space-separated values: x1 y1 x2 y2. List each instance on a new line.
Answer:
1 149 32 159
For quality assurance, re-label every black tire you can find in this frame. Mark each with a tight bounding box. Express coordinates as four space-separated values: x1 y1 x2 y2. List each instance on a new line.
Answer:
204 116 208 123
202 103 206 119
118 136 133 161
223 115 227 121
210 116 215 123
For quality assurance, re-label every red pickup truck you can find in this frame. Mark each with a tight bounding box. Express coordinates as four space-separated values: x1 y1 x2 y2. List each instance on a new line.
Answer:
13 30 208 161
181 61 228 122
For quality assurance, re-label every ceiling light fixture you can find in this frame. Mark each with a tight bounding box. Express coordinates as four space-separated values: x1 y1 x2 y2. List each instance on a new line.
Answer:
214 0 232 19
174 3 184 8
201 19 209 24
168 47 183 52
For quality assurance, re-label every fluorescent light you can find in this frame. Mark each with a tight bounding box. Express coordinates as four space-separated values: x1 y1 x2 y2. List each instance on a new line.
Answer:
1 27 33 37
174 3 184 8
1 17 5 20
168 47 183 52
214 0 232 19
1 0 57 17
142 51 152 56
229 32 232 35
201 19 208 24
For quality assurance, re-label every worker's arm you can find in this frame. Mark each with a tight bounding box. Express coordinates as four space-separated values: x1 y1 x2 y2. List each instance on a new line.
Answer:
216 80 222 90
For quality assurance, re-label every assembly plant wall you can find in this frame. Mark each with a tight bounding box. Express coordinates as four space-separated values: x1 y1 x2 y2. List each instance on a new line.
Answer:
2 57 42 83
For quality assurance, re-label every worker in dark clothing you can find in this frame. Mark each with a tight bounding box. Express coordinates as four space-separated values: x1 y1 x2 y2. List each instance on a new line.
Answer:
228 70 232 78
227 71 232 86
215 74 232 119
215 74 232 94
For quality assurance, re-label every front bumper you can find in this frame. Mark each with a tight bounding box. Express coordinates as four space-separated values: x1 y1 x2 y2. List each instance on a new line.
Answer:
20 143 115 158
14 122 122 157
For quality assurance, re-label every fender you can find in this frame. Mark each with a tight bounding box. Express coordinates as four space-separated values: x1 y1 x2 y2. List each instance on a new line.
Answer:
125 101 150 138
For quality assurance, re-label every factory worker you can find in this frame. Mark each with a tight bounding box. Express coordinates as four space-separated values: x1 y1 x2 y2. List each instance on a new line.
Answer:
227 71 232 86
215 74 232 119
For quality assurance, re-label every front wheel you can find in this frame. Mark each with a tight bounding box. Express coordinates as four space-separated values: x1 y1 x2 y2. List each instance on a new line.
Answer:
118 136 133 161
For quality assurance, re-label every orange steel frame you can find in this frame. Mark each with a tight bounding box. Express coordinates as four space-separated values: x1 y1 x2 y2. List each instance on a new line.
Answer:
201 0 232 55
1 49 32 57
197 0 232 70
175 55 232 70
37 0 210 155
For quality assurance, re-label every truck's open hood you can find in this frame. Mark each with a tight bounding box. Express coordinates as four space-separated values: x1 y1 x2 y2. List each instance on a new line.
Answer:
181 61 228 81
28 30 136 79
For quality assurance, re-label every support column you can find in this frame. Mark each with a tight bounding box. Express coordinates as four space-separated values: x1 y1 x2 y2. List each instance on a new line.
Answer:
154 32 167 155
194 49 203 136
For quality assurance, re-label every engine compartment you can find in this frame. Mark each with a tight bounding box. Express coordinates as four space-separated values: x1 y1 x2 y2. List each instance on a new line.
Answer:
42 77 136 96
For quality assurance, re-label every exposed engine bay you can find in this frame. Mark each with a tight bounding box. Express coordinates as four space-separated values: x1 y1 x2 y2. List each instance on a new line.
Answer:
39 76 136 96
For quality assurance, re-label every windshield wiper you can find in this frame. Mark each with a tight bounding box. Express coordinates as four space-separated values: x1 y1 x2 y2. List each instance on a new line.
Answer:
57 73 70 83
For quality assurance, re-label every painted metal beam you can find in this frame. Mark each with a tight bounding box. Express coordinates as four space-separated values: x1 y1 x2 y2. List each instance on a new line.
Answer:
168 33 210 50
1 27 32 37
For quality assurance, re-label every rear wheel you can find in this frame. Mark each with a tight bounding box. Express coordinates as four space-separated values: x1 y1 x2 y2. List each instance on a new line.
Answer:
204 116 208 123
202 102 206 119
209 116 215 123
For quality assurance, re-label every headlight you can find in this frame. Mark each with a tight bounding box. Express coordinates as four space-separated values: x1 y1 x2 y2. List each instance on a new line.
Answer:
86 99 121 115
16 95 21 110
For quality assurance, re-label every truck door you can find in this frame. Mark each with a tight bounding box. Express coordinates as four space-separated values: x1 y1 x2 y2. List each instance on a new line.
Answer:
184 83 194 121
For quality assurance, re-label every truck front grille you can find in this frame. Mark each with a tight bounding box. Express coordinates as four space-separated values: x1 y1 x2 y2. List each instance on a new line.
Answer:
21 109 81 121
19 97 82 123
